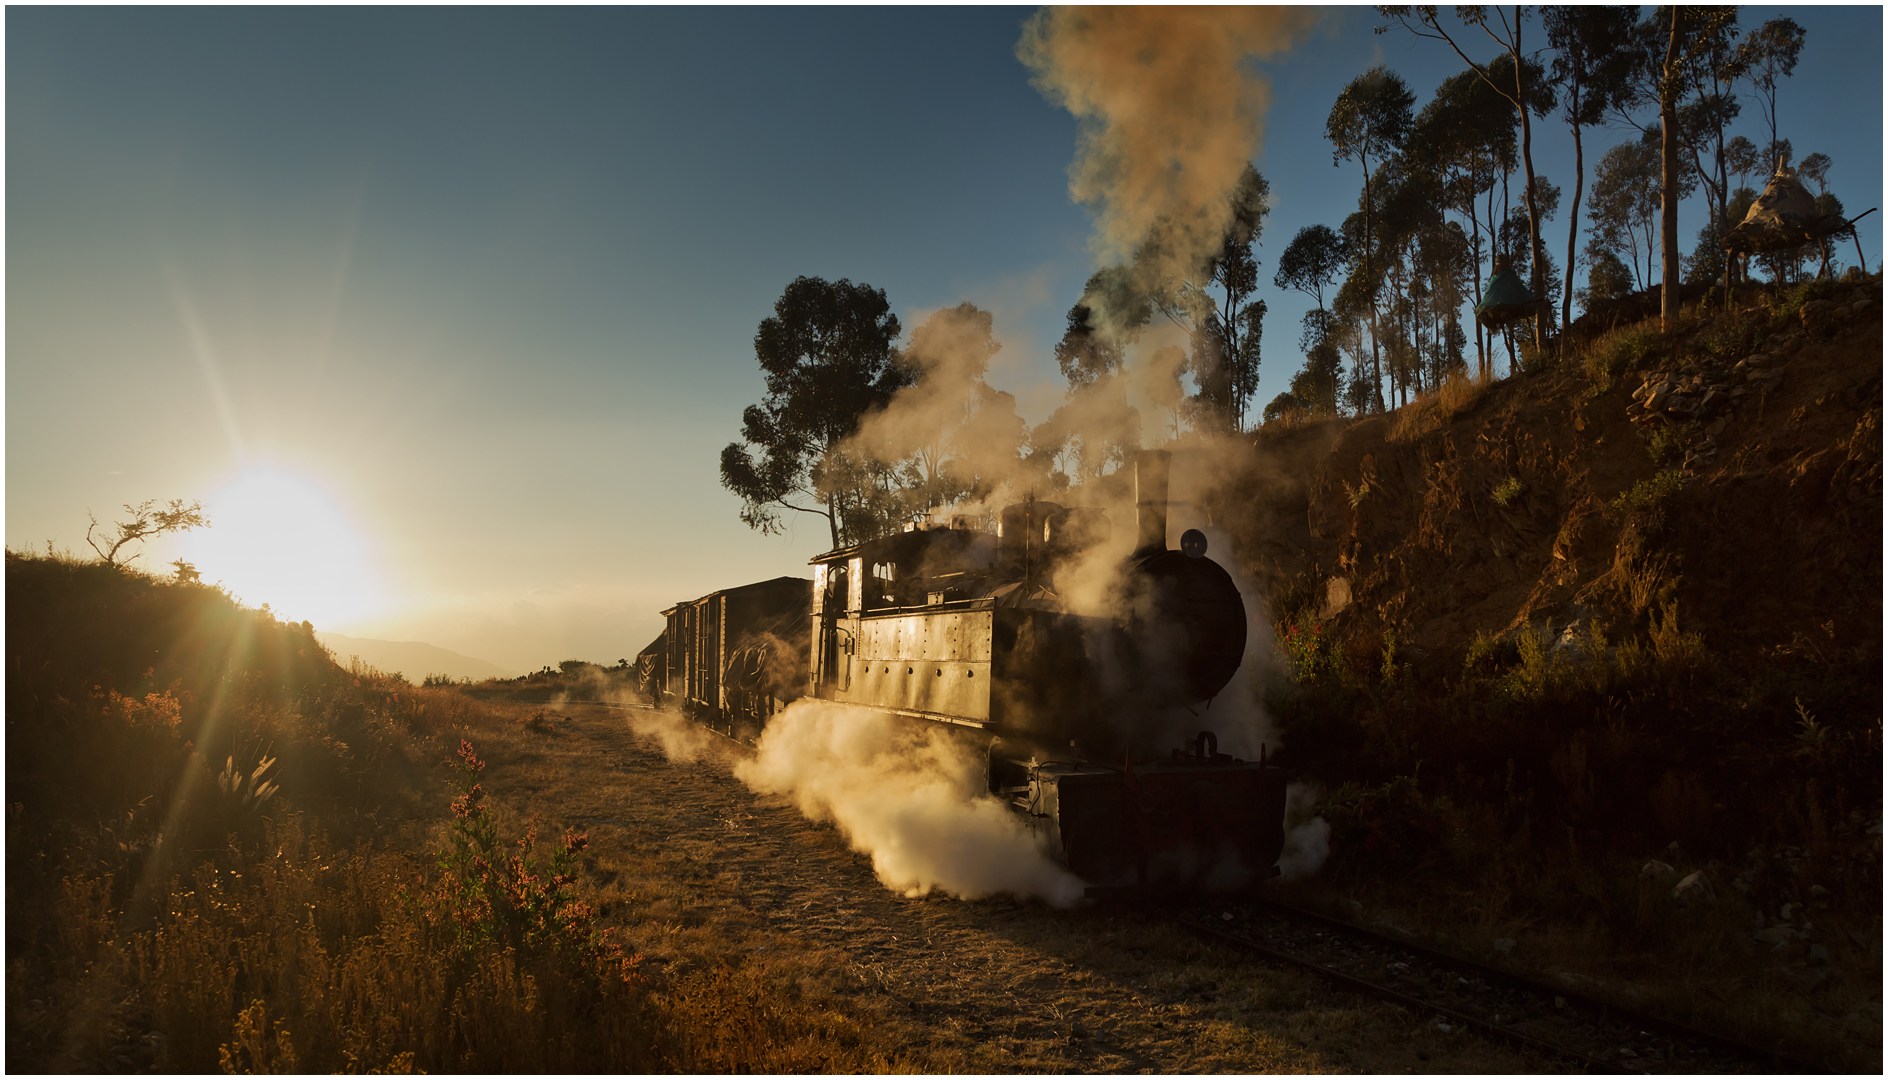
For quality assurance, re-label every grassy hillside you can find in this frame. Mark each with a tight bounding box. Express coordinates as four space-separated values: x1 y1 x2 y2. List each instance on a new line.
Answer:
1218 275 1881 1068
3 553 662 1072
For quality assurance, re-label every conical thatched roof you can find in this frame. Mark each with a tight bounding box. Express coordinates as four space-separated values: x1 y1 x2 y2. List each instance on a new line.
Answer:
1475 270 1538 328
1724 166 1849 256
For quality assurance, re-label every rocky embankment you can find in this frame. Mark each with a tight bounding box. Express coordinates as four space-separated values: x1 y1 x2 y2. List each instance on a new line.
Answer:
1228 275 1882 667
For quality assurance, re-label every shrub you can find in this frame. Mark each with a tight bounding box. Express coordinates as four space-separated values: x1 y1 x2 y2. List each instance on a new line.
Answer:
414 740 638 983
1610 468 1685 516
1696 312 1757 364
1645 420 1699 466
1319 773 1462 880
1774 276 1841 324
1583 325 1660 394
1279 616 1345 686
1490 476 1525 507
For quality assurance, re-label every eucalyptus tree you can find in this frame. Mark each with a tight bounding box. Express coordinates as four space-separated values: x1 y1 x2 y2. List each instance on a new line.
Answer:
1274 224 1348 313
1798 152 1832 195
1798 153 1839 277
1724 135 1763 274
1326 65 1415 412
1414 221 1472 385
1673 8 1747 249
1184 166 1273 432
1275 223 1349 411
721 275 912 549
1582 250 1635 312
1500 175 1563 321
1763 138 1794 173
1544 5 1640 345
1056 167 1272 435
1373 159 1446 405
1646 6 1740 328
1409 61 1517 378
1586 135 1663 290
1737 17 1807 155
1376 5 1557 353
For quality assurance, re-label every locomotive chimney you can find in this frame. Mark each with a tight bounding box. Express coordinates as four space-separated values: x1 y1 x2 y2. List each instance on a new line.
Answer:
1134 449 1171 556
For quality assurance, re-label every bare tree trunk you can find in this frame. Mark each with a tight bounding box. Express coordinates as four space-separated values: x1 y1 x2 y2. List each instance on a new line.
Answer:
1563 91 1585 351
1514 7 1547 354
1660 8 1683 331
1468 172 1487 379
1362 156 1386 413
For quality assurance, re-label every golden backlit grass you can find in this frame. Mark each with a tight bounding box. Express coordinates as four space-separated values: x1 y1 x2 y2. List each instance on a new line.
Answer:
1388 368 1498 443
5 552 672 1072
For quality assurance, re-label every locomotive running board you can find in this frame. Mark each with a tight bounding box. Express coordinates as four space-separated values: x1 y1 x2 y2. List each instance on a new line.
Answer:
856 705 996 731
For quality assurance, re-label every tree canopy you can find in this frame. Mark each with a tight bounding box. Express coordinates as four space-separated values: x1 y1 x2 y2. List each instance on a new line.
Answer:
720 276 912 550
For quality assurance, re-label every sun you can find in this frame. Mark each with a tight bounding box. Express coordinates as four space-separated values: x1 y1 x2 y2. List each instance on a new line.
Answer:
172 466 390 630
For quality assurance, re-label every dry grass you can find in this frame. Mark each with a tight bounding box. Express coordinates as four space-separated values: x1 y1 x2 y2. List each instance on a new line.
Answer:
1388 371 1497 443
1257 404 1329 437
437 702 1567 1074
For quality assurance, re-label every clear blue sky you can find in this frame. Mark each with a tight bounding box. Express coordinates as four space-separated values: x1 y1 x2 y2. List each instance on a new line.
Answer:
8 6 1881 670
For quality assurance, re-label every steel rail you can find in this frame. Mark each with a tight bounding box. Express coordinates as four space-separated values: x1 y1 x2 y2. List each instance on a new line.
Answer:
1172 914 1623 1073
1245 896 1828 1074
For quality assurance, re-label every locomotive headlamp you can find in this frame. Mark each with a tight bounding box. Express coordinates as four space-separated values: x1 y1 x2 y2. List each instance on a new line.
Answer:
1180 528 1208 558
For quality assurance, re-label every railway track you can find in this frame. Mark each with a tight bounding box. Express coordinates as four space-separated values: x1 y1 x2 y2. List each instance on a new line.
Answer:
543 699 1835 1070
1171 895 1827 1074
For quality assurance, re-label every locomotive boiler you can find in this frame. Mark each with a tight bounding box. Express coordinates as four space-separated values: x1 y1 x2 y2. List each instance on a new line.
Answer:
638 449 1287 891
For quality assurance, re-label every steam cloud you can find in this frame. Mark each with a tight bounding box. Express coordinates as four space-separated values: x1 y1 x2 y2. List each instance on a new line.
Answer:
618 11 1334 906
1277 782 1331 880
1017 6 1318 297
734 701 1088 907
625 706 719 764
546 663 648 708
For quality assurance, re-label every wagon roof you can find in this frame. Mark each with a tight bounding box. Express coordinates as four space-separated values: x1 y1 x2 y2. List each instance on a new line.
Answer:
667 574 810 610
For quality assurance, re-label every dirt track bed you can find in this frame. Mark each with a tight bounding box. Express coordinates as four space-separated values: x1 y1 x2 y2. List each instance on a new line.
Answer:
464 704 1561 1073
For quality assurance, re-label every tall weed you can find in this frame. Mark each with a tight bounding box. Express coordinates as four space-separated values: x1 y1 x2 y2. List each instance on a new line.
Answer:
1582 324 1660 394
1389 371 1492 442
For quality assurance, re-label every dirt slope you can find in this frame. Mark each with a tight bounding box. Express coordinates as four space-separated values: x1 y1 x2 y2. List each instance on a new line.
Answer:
1224 278 1882 670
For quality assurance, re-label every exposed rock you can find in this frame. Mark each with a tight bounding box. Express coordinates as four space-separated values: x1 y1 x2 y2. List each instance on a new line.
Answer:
1753 926 1795 948
1641 860 1677 879
1320 576 1353 618
1671 870 1715 902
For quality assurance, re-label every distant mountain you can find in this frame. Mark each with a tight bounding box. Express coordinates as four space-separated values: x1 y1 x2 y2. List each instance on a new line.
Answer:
316 633 518 682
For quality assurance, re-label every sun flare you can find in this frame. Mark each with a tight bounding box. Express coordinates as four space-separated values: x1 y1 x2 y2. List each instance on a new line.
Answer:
173 466 389 630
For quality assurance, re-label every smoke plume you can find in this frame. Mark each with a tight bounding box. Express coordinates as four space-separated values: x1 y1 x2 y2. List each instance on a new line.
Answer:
733 700 1087 906
1017 6 1317 313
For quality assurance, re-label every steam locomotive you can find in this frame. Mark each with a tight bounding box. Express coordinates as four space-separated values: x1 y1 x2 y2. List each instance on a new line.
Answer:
635 450 1287 891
